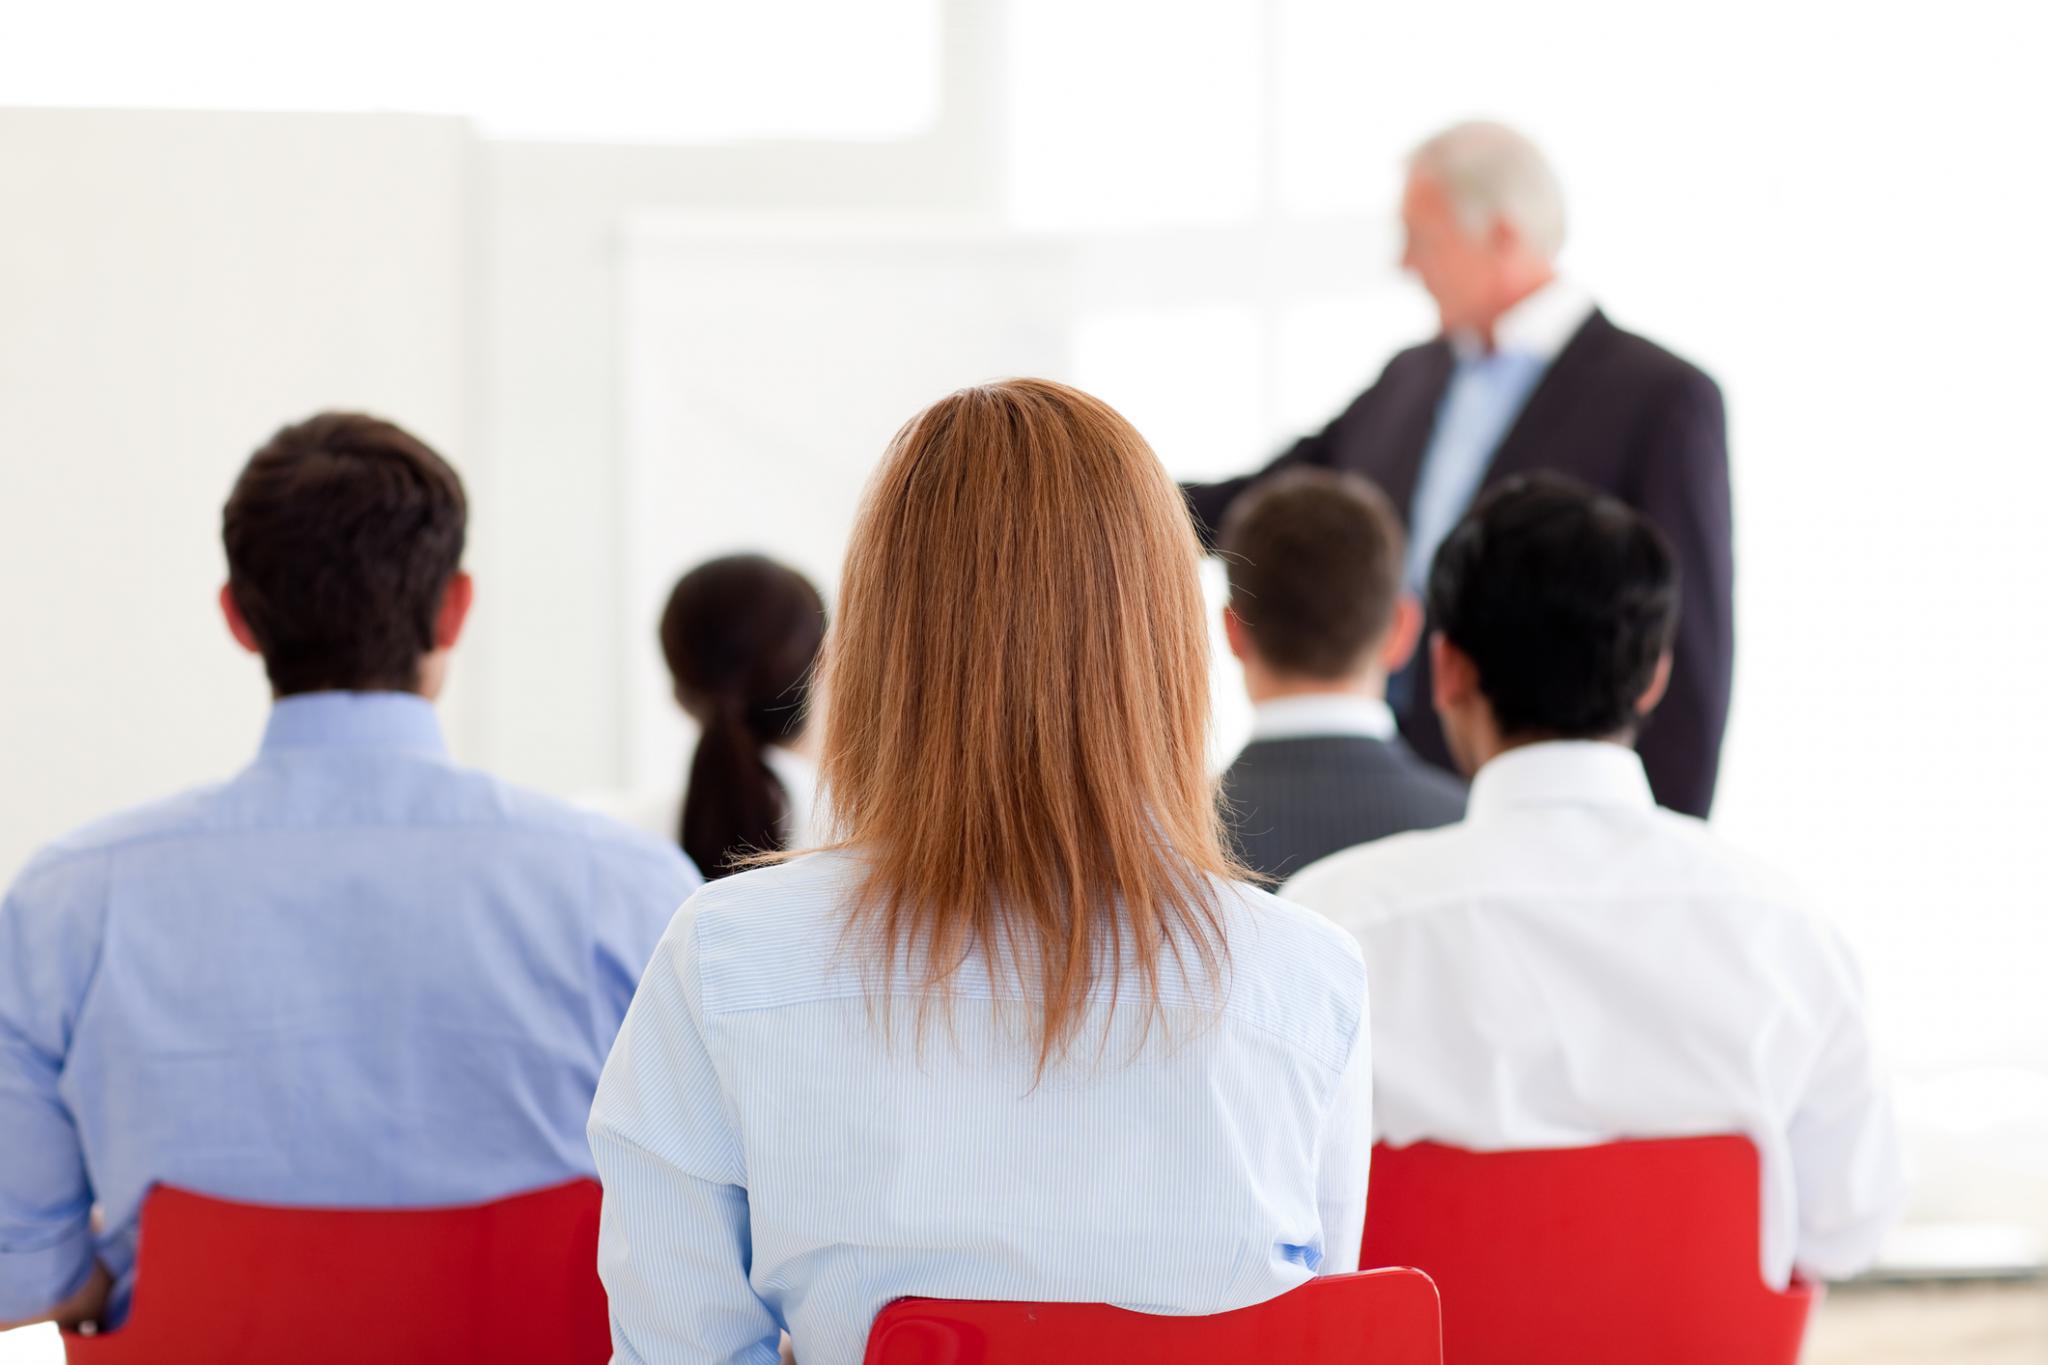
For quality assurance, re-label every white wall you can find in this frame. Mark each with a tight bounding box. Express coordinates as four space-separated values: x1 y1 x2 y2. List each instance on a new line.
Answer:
469 0 1008 800
0 110 473 877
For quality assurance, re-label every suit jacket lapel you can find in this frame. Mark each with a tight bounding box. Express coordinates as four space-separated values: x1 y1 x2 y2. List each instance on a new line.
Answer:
1376 340 1455 523
1483 309 1612 487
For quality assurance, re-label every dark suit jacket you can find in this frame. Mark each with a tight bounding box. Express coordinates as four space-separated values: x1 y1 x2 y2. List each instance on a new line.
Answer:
1222 735 1467 883
1188 310 1734 817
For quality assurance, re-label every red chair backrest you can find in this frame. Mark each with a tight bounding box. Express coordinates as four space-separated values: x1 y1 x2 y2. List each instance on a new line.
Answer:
62 1180 609 1365
1362 1136 1816 1365
862 1267 1442 1364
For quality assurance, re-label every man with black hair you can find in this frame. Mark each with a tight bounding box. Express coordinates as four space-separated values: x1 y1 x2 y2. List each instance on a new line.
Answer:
1217 468 1464 879
0 413 698 1331
1285 474 1903 1288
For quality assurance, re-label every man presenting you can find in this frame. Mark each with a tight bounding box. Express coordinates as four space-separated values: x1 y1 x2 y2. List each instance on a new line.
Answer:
1186 120 1733 817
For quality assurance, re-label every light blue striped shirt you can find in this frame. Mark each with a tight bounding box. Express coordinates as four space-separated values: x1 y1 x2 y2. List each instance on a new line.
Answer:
589 850 1372 1365
0 691 699 1324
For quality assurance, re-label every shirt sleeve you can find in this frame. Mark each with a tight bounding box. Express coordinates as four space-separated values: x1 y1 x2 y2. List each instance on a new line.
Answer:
1787 939 1909 1281
1314 956 1373 1275
590 836 704 1052
0 853 104 1322
1631 366 1734 818
588 907 780 1365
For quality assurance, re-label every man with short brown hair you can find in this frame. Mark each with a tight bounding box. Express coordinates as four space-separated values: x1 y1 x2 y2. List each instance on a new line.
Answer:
1218 467 1464 880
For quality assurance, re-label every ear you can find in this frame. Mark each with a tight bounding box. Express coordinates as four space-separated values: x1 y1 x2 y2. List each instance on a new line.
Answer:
1489 213 1523 257
434 572 474 652
218 583 262 655
1637 650 1673 716
1378 594 1424 674
1430 632 1479 714
1221 604 1253 663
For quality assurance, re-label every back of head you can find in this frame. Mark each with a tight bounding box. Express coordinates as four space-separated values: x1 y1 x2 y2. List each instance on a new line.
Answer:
1408 120 1567 262
1427 473 1678 742
821 378 1236 1070
1219 468 1405 679
222 413 466 696
660 555 827 879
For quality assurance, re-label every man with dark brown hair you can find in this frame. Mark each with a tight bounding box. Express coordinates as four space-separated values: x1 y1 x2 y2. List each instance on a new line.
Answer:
1218 468 1464 880
0 412 698 1332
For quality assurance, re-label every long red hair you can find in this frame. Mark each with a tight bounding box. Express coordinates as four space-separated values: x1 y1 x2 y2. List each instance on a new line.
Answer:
815 379 1240 1069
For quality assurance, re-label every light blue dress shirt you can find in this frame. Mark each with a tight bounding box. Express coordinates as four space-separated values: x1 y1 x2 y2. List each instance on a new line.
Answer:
589 849 1372 1365
1400 348 1551 592
0 691 698 1323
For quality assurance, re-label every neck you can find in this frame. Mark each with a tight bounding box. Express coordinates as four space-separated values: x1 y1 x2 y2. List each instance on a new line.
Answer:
270 684 433 703
1473 266 1557 349
1244 670 1386 708
1472 725 1636 772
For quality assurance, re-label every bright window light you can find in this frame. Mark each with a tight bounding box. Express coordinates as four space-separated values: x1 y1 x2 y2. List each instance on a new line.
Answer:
3 0 939 143
1005 0 1265 230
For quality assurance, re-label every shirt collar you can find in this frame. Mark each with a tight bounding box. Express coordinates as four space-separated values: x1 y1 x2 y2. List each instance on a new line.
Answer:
259 691 449 758
1248 693 1398 743
1451 277 1595 363
1466 739 1654 821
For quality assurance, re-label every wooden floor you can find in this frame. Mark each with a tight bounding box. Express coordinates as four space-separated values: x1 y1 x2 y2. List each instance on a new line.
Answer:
1806 1281 2048 1364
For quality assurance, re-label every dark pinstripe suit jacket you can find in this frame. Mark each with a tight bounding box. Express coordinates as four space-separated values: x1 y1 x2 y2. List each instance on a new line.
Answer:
1222 735 1467 883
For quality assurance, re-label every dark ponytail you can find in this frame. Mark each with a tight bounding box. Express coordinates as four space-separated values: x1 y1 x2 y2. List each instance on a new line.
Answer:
660 556 827 879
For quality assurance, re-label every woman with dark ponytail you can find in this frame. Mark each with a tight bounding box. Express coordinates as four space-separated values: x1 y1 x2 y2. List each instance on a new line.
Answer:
659 555 827 879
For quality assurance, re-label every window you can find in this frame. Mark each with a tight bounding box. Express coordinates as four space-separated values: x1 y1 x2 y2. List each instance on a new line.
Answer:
3 0 939 142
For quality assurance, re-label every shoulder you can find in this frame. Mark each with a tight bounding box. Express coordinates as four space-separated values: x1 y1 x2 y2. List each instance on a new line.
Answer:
1214 879 1367 1070
453 767 699 884
1374 339 1455 395
664 851 864 1015
1388 747 1468 813
1584 312 1720 404
12 783 230 886
3 787 237 977
1641 809 1823 918
1219 740 1300 788
1642 809 1868 984
1281 821 1475 927
1330 339 1453 420
1222 878 1364 971
1385 336 1452 376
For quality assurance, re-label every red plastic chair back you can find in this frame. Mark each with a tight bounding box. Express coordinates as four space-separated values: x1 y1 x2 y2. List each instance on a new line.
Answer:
862 1267 1442 1364
1361 1136 1817 1365
62 1180 609 1365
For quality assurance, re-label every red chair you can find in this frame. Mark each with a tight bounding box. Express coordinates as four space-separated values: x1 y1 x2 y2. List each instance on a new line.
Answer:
862 1267 1442 1364
62 1180 609 1365
1361 1136 1817 1365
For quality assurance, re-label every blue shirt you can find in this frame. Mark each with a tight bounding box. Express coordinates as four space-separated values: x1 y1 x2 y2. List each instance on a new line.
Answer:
0 692 699 1323
1399 279 1595 593
588 850 1372 1365
1401 348 1551 592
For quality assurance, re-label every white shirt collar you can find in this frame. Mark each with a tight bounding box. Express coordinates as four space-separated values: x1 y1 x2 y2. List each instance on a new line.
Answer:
1466 739 1654 821
1451 276 1595 363
1248 693 1398 743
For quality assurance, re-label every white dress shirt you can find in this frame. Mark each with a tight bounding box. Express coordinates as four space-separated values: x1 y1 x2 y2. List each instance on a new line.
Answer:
1283 741 1905 1286
1247 693 1399 743
588 850 1371 1365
